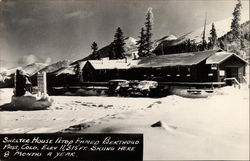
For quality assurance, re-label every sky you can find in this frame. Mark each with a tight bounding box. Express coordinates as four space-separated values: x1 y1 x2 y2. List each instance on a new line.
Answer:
0 0 249 68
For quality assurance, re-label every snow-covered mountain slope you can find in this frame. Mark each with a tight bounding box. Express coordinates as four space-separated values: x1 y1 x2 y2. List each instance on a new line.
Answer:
37 60 73 74
176 13 249 44
72 37 138 64
1 60 73 77
22 63 48 76
151 34 178 51
0 63 47 86
152 14 249 54
2 63 48 76
123 37 138 51
53 61 87 76
58 37 138 75
4 67 21 76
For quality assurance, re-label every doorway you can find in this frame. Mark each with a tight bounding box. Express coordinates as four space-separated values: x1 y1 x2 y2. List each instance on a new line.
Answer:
225 67 239 85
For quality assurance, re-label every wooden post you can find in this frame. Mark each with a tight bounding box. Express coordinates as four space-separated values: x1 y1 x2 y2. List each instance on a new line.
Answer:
14 70 17 96
37 72 47 96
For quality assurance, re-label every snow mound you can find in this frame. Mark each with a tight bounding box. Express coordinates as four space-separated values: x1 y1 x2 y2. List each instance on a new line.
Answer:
170 88 213 98
7 93 53 110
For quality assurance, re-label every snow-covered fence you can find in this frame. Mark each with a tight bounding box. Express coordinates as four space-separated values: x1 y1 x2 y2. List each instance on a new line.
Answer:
224 77 241 89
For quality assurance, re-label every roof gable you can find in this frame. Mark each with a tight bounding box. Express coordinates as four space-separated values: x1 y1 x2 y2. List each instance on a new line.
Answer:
206 52 248 65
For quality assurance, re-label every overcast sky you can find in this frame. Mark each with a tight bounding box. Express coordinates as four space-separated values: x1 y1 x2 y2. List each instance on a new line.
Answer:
0 0 249 68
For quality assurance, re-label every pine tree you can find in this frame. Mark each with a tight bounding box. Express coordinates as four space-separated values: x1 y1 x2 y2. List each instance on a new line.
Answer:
191 42 198 52
231 0 242 41
96 52 100 60
209 23 218 49
240 34 245 49
112 27 126 59
137 27 147 57
109 48 115 60
90 41 99 60
219 39 226 50
187 39 192 52
91 41 98 53
144 7 154 56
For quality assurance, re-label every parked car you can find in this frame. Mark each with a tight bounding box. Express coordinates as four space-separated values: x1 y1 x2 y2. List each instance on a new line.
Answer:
130 80 168 97
109 79 169 97
107 79 129 96
115 80 130 96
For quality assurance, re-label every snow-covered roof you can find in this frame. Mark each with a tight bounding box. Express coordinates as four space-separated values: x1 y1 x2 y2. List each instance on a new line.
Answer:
206 52 248 64
136 50 216 68
206 52 231 64
88 59 138 70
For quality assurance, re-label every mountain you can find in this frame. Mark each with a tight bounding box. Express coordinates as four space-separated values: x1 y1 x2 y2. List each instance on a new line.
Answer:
151 35 178 50
63 37 138 76
22 63 48 76
72 37 138 65
71 14 249 64
36 60 73 74
176 13 249 45
153 14 249 55
52 61 86 76
2 63 48 77
0 63 48 88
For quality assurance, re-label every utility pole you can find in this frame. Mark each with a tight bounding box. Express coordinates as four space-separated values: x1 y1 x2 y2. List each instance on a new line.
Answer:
202 12 207 51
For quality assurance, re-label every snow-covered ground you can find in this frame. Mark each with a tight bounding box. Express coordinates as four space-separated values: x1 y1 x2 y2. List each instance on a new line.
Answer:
0 85 249 160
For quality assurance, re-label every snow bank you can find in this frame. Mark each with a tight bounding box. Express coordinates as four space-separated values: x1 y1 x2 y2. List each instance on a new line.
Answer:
1 92 53 111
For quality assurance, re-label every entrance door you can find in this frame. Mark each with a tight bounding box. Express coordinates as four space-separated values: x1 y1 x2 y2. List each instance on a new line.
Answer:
225 67 239 85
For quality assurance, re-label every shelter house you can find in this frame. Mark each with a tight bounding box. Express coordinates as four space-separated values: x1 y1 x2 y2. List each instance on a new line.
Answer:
131 50 248 84
81 50 247 85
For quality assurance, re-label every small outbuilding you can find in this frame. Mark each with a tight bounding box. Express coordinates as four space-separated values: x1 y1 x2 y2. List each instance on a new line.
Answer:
82 58 134 82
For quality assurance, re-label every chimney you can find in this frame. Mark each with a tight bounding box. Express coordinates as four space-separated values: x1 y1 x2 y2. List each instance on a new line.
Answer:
124 57 127 63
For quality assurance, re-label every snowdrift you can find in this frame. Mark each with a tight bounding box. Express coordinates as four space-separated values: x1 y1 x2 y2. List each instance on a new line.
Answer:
0 93 53 111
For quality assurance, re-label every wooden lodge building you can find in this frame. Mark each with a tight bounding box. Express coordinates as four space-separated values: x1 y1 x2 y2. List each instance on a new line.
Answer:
81 50 248 85
82 59 134 82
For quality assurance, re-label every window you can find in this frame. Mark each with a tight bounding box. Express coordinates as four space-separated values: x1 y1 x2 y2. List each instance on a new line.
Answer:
211 64 217 70
219 70 225 76
208 73 213 76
